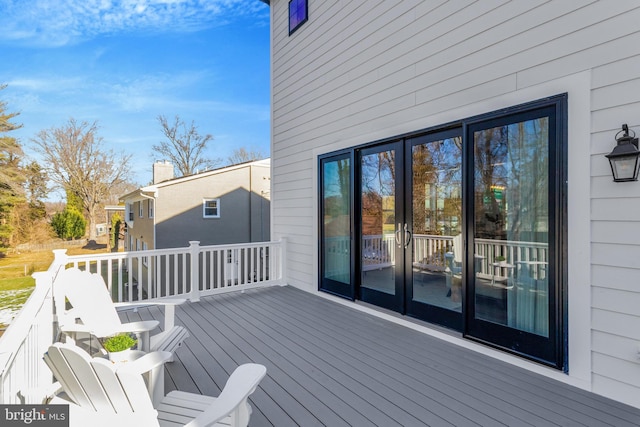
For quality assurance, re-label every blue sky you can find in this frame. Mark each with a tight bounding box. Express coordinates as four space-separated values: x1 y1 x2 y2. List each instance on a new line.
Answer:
0 0 270 196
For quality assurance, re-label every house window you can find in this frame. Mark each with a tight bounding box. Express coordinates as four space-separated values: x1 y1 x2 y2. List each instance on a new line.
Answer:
142 242 148 266
148 200 154 218
203 198 220 218
289 0 308 35
138 201 143 218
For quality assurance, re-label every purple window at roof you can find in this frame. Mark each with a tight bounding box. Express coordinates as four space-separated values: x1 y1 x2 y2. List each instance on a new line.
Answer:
289 0 307 35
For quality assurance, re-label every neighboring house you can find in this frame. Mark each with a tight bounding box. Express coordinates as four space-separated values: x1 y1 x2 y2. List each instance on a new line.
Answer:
263 0 640 409
121 159 271 252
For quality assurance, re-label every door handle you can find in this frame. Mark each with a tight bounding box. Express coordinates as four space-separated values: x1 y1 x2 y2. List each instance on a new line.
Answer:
395 223 402 247
403 223 412 249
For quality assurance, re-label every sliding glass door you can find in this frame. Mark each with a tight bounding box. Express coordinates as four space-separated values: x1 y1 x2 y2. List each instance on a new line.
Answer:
319 153 353 298
405 129 463 329
359 142 403 311
318 95 566 369
466 101 565 368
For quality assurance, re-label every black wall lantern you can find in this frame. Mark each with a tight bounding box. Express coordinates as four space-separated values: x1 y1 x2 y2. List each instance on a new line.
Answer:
606 124 640 182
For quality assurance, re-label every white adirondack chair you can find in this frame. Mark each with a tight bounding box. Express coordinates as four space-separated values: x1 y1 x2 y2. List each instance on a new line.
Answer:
54 267 189 356
43 342 267 427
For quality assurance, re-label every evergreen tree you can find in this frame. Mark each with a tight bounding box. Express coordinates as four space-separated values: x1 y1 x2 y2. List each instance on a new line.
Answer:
0 84 25 247
51 207 86 240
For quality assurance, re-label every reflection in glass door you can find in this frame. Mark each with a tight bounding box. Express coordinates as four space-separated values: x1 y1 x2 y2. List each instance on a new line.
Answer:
359 142 402 311
320 154 353 298
467 102 562 368
406 130 463 329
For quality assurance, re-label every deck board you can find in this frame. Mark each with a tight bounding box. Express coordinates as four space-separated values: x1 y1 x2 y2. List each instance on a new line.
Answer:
121 286 640 427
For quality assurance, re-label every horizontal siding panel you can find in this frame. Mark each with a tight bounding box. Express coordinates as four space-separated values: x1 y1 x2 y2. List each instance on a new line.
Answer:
591 221 640 244
271 190 312 202
274 63 417 136
592 287 640 317
592 374 640 409
273 179 312 193
592 308 640 341
274 0 483 115
415 3 640 105
273 0 383 75
271 198 313 209
272 168 311 185
592 242 640 268
592 53 640 89
592 330 640 364
274 211 313 226
592 78 640 112
272 155 313 174
273 0 401 101
271 223 312 236
518 33 640 89
415 74 517 110
413 1 606 82
591 174 640 198
276 0 521 125
274 93 417 149
591 101 640 134
592 265 640 292
592 353 640 392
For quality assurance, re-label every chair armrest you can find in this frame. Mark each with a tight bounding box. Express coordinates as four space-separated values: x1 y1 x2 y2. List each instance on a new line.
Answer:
117 351 173 376
115 300 187 332
117 350 172 406
113 299 187 310
116 320 159 333
19 382 64 404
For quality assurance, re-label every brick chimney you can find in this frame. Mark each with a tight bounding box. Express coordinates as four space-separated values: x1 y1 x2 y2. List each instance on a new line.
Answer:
153 161 174 184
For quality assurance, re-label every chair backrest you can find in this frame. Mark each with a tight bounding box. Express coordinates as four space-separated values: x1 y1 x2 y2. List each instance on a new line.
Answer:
54 267 124 337
44 342 155 415
186 363 267 427
452 233 463 264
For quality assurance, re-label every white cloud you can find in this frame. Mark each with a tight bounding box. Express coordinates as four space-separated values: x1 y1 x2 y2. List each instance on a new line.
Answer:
0 0 269 47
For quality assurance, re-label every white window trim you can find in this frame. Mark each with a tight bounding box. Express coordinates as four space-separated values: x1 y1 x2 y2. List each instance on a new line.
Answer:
138 201 143 218
148 199 154 218
203 198 220 218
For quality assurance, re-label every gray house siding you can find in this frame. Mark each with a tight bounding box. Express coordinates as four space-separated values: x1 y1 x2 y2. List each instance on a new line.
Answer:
154 163 271 248
268 0 640 408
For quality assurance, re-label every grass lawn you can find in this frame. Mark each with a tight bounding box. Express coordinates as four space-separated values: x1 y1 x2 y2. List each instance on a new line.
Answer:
0 243 112 328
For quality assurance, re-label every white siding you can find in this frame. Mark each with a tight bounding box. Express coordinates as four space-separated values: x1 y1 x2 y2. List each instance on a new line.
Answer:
269 0 640 408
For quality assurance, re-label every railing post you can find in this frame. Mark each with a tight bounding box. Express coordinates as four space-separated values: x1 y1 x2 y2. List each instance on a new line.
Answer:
189 241 200 302
50 249 68 330
280 237 288 286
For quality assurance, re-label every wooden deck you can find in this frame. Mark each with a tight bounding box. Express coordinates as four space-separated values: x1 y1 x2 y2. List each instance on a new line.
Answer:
121 286 640 426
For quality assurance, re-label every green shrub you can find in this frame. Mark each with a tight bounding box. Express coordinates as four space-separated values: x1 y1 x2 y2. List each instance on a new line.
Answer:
51 207 86 239
102 334 137 352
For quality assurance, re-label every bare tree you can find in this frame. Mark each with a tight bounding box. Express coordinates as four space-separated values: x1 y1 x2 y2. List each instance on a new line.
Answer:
31 118 133 240
227 147 266 165
153 115 220 177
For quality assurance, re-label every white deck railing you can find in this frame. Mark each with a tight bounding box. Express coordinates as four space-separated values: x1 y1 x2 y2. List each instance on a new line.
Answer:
352 234 548 278
0 239 285 404
0 255 64 404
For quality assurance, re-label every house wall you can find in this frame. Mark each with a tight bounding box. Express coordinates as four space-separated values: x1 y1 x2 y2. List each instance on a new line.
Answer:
155 164 271 248
269 0 640 407
131 199 155 251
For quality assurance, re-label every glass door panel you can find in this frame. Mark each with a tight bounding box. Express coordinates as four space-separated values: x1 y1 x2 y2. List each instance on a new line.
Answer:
472 117 550 336
320 154 353 298
466 99 564 369
406 130 463 329
359 143 402 311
